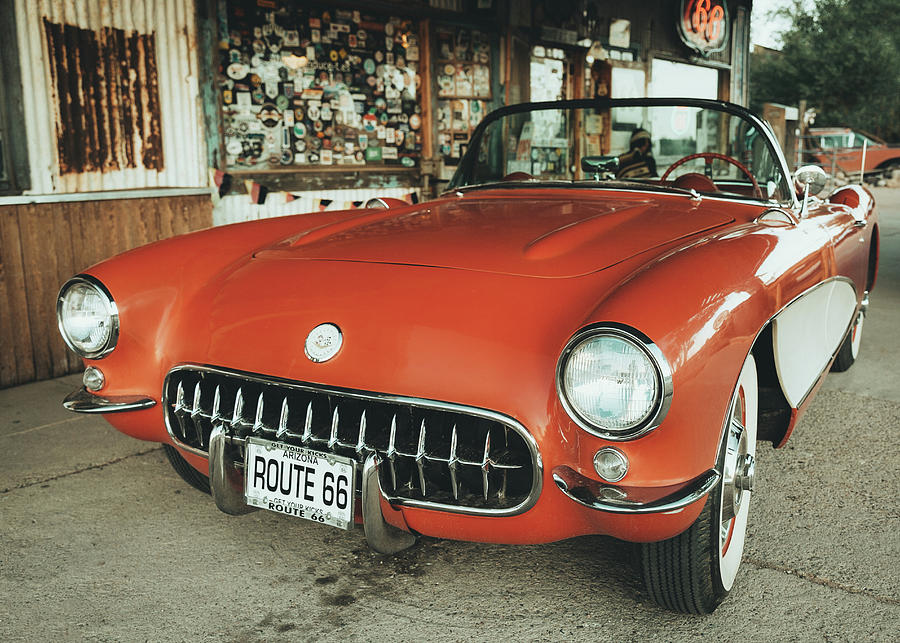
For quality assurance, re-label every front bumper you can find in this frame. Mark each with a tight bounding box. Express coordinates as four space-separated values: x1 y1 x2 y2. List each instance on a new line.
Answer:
65 382 712 544
63 386 156 413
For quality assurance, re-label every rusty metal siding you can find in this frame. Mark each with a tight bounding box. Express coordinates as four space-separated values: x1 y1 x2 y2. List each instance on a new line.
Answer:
15 0 206 194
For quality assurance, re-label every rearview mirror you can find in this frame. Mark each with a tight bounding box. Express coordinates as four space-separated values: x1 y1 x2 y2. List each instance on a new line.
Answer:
794 165 828 197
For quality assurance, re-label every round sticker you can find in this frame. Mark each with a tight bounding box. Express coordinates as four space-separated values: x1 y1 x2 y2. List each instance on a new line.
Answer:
313 120 324 132
226 139 242 155
329 49 339 62
226 63 249 80
257 104 282 128
308 104 321 120
401 156 415 167
355 150 364 161
444 64 455 75
363 58 376 74
366 75 377 87
385 22 395 37
275 95 289 111
280 149 293 165
293 123 307 138
310 137 322 150
374 50 384 63
409 114 421 130
294 139 307 152
374 97 386 112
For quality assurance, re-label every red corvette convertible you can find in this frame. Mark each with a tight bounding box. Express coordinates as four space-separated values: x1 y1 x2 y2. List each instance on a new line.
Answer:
57 98 877 613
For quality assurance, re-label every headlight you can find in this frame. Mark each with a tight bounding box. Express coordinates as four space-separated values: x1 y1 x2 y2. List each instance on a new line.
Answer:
57 276 119 359
558 325 672 440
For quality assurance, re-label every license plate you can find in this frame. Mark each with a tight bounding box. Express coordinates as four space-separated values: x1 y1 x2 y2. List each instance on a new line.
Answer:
244 437 355 530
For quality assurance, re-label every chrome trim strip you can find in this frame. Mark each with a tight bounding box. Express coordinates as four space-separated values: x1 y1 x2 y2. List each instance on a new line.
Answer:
162 364 544 518
556 323 674 441
63 387 156 413
553 469 720 514
56 274 119 359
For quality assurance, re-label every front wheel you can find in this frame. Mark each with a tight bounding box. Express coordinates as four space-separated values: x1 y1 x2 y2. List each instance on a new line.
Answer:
640 354 758 613
163 444 211 494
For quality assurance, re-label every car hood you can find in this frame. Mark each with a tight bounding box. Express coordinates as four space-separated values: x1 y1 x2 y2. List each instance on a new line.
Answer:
254 192 736 278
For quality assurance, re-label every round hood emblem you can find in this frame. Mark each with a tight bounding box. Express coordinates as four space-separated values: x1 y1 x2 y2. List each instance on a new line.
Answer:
305 323 343 363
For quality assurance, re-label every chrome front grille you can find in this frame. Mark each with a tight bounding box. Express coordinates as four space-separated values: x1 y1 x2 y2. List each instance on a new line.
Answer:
163 365 541 515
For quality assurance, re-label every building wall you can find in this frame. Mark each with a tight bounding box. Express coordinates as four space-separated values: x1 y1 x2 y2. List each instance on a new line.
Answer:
0 193 211 388
14 0 207 194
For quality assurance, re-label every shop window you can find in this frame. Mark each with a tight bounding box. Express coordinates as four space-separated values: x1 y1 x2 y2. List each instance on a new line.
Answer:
219 2 424 171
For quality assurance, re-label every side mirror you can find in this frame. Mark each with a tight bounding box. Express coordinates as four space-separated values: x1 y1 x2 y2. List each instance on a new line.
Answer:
794 165 828 197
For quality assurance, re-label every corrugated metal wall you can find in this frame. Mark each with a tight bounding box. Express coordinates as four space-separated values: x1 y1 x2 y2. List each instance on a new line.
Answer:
15 0 207 194
213 187 424 227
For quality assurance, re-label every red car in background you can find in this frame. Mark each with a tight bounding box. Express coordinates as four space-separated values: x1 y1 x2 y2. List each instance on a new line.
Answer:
57 98 878 614
806 127 900 179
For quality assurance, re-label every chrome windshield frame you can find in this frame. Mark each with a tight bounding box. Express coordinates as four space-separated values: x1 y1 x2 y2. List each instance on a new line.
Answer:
447 97 798 210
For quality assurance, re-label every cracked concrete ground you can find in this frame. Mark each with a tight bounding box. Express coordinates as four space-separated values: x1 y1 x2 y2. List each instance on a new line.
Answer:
1 189 898 641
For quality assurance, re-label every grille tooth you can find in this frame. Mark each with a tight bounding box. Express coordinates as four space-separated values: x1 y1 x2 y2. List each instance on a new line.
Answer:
173 381 188 440
386 414 398 491
164 367 537 512
415 419 427 497
211 385 222 425
190 382 204 447
253 392 266 434
356 411 368 455
276 397 289 440
329 406 340 449
481 431 492 501
302 401 313 444
448 424 459 500
232 387 244 427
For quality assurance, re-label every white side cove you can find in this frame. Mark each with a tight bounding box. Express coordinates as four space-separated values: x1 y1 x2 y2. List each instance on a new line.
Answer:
772 279 857 407
212 188 423 227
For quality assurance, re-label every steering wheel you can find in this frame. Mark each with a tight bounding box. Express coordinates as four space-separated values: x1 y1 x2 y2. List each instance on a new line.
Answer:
661 152 761 198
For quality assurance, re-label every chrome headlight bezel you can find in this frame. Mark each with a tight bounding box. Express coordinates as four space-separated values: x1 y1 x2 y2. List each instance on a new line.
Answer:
556 324 673 441
56 275 119 359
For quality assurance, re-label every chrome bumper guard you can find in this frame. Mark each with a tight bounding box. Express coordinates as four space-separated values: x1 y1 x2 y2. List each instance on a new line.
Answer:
63 387 156 413
553 466 720 514
207 425 416 554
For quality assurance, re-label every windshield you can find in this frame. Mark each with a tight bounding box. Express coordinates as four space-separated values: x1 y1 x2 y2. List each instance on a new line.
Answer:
449 100 793 204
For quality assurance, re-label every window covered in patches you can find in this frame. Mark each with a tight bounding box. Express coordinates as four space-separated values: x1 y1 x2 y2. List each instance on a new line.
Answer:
42 18 164 174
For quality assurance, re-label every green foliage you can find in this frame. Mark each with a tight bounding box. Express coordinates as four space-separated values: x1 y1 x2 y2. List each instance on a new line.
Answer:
750 0 900 141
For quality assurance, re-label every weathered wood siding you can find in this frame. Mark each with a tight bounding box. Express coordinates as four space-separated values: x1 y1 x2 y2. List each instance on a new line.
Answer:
0 195 211 388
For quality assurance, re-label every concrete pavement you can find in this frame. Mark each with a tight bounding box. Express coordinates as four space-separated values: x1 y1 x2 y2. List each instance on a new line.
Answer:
1 189 898 641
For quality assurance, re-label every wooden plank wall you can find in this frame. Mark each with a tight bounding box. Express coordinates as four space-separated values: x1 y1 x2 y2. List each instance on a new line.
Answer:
0 195 212 388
